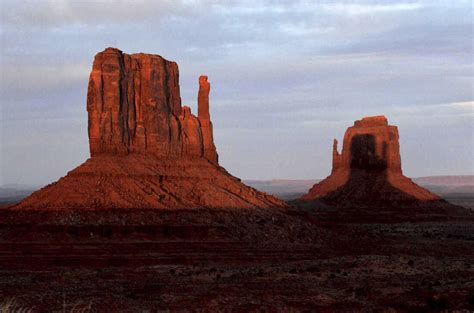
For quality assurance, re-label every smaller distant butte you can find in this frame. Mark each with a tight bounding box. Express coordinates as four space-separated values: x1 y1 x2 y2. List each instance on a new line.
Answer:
299 116 456 209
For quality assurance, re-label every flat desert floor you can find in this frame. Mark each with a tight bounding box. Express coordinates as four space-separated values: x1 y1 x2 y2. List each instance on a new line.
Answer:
0 207 473 312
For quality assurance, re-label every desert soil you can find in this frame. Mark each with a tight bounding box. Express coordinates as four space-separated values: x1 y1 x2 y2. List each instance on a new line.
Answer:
0 207 473 312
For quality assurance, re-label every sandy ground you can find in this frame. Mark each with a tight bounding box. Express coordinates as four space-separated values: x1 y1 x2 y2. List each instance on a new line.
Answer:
1 207 473 312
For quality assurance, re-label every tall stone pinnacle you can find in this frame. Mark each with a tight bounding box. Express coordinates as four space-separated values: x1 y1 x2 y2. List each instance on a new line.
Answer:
197 75 218 164
198 75 210 120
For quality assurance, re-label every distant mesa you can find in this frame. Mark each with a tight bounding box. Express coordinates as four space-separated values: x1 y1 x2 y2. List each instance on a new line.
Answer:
300 116 445 208
14 48 285 210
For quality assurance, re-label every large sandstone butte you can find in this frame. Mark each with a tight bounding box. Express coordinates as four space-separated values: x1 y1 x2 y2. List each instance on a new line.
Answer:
15 48 284 210
300 116 442 207
87 48 218 162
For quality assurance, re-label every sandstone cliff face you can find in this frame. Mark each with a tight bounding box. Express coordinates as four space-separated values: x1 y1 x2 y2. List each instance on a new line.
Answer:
332 116 401 174
301 116 440 206
87 48 218 164
15 48 284 210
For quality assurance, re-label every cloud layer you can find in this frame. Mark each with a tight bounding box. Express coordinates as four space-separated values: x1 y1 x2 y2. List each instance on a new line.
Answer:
1 0 473 185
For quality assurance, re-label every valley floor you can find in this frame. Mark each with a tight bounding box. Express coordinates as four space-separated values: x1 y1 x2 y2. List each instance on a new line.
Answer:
1 208 473 312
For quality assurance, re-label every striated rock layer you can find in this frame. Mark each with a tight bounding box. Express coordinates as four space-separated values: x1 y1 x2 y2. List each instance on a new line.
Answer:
15 155 282 210
300 116 441 207
14 48 284 210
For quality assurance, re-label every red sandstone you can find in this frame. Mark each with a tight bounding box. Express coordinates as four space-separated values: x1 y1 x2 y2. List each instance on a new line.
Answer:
301 116 440 206
87 48 217 162
14 48 285 210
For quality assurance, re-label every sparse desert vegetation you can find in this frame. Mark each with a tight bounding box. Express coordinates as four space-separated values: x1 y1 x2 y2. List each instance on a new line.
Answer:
1 208 473 311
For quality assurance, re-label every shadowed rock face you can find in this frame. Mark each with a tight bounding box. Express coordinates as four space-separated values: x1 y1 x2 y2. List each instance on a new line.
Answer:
14 48 285 210
332 116 401 174
301 116 441 207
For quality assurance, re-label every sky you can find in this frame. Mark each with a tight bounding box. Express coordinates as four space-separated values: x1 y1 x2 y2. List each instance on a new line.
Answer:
0 0 473 186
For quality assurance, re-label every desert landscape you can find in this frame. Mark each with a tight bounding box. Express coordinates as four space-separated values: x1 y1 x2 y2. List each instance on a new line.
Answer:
2 176 473 209
1 206 473 311
0 47 473 312
1 1 473 312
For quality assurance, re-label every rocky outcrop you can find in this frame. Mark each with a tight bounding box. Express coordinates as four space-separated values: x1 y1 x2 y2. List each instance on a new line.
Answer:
330 116 402 175
14 48 285 210
198 76 218 164
15 155 284 210
87 48 180 156
300 116 441 207
87 48 218 163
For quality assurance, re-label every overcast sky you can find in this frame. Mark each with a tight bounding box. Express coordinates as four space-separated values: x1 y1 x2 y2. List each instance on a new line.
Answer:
1 0 473 186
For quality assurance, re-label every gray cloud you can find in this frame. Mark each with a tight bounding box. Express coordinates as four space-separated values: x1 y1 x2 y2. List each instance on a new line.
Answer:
1 62 89 97
1 0 182 28
1 0 473 185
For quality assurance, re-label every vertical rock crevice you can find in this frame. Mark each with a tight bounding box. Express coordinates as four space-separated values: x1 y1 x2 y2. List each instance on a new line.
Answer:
86 48 218 162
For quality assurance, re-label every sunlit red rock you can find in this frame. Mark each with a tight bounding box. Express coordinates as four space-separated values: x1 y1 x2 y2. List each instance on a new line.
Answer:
87 48 216 160
198 75 218 164
301 116 440 207
14 48 285 210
